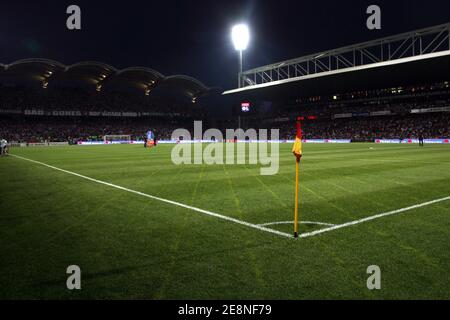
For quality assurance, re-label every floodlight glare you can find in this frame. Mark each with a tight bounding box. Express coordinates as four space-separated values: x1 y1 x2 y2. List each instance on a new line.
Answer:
231 23 250 88
232 24 249 51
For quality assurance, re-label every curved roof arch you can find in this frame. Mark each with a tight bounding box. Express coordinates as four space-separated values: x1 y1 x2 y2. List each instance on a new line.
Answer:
161 75 209 98
6 58 66 70
66 61 118 73
116 67 164 79
0 58 215 100
2 58 66 83
108 67 165 90
164 75 208 90
63 61 118 84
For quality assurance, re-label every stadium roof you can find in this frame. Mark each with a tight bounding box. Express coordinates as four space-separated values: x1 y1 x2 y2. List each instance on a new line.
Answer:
223 51 450 100
0 58 212 100
224 23 450 100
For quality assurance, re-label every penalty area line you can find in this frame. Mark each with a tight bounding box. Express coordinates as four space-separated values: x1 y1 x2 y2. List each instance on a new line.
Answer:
10 154 292 239
299 195 450 238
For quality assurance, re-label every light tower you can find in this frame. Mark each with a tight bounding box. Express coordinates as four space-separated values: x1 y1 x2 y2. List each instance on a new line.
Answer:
231 24 250 88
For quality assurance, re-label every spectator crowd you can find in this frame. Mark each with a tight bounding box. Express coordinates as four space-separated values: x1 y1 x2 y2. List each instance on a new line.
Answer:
276 113 450 141
0 84 449 143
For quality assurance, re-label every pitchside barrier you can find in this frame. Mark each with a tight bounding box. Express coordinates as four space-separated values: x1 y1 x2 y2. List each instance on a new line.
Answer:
77 139 352 145
375 139 450 144
11 139 449 146
10 142 69 147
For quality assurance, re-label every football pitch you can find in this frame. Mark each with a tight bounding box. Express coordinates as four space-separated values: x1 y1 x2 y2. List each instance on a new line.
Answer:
0 143 449 299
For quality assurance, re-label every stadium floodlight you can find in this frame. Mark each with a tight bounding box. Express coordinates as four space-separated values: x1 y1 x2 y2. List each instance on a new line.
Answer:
232 24 249 51
231 24 250 88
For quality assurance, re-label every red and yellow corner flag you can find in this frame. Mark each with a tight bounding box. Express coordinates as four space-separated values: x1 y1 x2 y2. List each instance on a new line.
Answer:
293 117 302 238
292 118 303 161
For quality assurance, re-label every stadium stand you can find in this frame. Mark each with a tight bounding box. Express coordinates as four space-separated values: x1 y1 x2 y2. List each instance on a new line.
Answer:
256 82 450 141
0 59 211 143
0 59 449 143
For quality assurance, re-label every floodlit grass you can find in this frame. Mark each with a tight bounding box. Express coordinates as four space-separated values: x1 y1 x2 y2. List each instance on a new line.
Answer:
0 143 449 299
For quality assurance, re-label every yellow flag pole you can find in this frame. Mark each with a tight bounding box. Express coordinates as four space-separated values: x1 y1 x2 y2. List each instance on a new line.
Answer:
293 116 302 239
294 158 300 238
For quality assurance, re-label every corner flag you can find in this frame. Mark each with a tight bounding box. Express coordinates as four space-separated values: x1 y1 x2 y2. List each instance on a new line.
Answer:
292 118 303 160
293 117 302 238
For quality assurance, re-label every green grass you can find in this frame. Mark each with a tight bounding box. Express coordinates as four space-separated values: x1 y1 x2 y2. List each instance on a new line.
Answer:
0 143 449 299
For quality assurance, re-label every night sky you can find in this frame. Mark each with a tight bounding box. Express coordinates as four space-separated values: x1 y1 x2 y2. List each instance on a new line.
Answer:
1 0 449 89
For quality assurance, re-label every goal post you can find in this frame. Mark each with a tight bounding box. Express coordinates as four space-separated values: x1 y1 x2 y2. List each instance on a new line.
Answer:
103 135 132 144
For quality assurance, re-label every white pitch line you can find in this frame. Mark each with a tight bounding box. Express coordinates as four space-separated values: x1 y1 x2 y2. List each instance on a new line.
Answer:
299 196 450 238
10 154 292 239
258 221 336 227
354 158 450 165
10 154 450 241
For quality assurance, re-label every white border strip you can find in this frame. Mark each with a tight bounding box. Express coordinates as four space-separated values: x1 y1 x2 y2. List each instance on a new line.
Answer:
300 196 450 238
10 154 292 239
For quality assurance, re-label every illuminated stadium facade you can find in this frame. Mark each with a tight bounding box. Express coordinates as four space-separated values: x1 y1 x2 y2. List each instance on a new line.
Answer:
0 24 449 144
